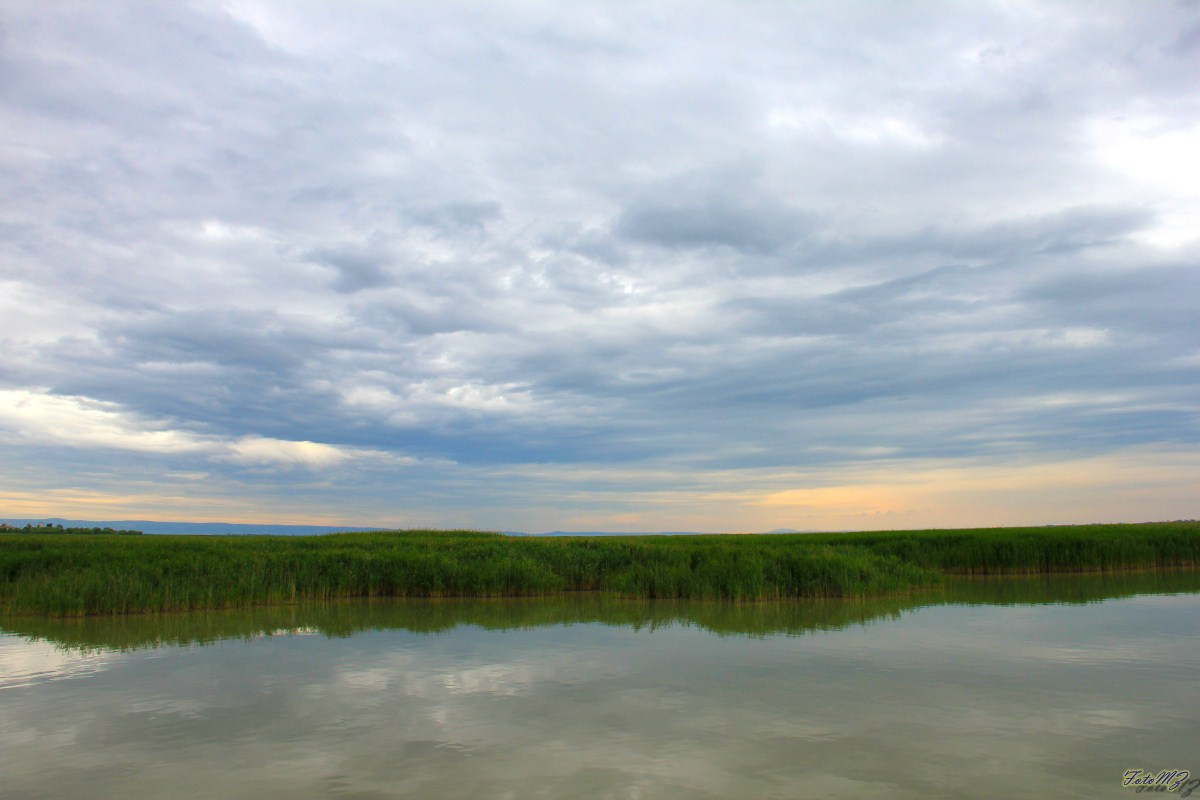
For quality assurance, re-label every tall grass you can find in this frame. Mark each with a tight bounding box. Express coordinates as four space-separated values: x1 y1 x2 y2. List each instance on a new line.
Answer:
796 521 1200 573
1 522 1196 616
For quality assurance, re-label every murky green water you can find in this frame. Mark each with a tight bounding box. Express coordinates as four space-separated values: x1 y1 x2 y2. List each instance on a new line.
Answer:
2 572 1198 799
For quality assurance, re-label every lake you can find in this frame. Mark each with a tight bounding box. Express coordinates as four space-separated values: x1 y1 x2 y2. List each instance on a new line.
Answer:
2 571 1198 799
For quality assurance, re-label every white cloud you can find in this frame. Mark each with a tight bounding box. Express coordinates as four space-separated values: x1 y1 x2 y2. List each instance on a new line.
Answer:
0 390 214 455
0 389 392 469
0 0 1196 528
1087 115 1200 248
227 436 355 468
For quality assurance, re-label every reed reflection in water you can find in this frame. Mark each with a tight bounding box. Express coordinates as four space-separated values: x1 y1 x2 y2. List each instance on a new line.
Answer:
1 570 1197 799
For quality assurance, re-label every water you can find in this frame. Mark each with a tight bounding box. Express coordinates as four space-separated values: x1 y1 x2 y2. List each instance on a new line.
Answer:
2 572 1198 799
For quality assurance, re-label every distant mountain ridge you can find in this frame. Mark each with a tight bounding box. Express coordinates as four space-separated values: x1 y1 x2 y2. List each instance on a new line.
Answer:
1 519 811 537
0 518 382 536
524 530 715 537
504 529 813 536
519 528 808 536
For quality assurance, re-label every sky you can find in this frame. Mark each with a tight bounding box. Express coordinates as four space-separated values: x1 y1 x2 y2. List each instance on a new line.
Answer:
1 1 1197 533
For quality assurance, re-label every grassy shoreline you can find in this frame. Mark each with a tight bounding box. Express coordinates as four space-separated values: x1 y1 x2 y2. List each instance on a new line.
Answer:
2 521 1197 617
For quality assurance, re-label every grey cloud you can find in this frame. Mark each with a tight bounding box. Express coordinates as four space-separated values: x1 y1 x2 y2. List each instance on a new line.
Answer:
877 207 1156 262
357 294 506 337
305 244 395 293
615 169 815 254
1 1 1197 525
543 226 630 268
39 310 378 439
1023 263 1200 341
775 207 1159 280
1174 18 1200 55
617 198 804 254
407 201 502 234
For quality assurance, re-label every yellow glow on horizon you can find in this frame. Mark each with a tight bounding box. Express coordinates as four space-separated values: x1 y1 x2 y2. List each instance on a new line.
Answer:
565 448 1200 533
0 488 363 527
735 450 1200 531
2 447 1195 533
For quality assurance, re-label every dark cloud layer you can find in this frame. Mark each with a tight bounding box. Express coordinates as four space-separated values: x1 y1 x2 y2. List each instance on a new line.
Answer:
1 1 1197 529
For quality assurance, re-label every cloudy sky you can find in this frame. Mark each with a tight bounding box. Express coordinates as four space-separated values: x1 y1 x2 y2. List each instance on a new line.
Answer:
1 1 1197 532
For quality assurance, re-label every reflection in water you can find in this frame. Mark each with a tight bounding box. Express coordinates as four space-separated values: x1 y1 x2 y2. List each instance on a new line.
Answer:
1 570 1198 800
0 637 123 690
5 569 1198 652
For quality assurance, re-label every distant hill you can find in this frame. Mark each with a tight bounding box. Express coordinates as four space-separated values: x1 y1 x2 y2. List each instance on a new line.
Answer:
523 530 712 537
1 519 817 537
0 518 384 536
521 529 815 536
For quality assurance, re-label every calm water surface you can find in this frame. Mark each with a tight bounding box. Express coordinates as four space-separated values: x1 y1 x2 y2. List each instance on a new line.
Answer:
2 572 1198 799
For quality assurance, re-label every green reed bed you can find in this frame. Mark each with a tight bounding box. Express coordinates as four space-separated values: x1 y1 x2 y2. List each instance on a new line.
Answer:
795 521 1200 574
1 522 1196 616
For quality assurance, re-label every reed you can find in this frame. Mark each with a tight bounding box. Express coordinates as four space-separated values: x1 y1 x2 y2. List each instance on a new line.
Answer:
795 521 1200 573
1 522 1196 616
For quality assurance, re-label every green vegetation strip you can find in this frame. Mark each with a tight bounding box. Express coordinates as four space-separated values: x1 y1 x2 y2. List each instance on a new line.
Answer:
1 522 1197 616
